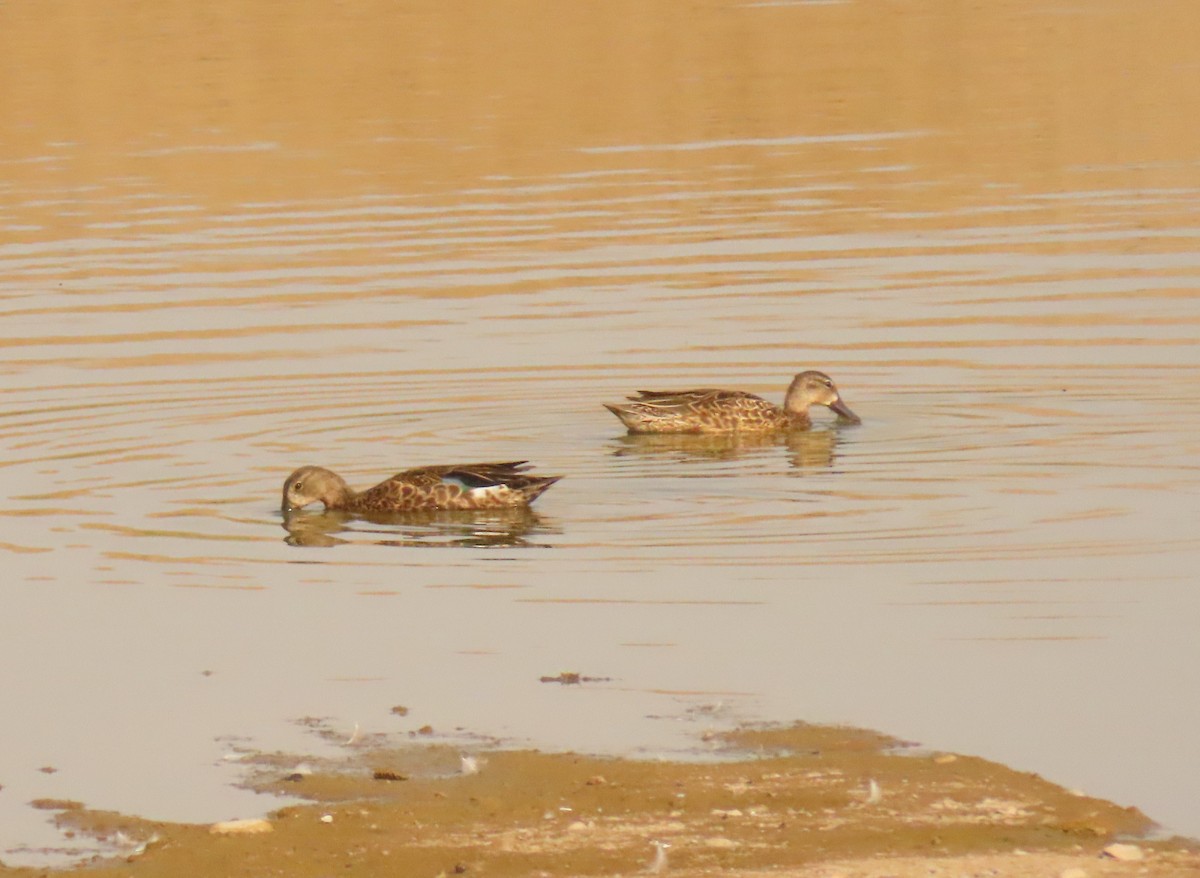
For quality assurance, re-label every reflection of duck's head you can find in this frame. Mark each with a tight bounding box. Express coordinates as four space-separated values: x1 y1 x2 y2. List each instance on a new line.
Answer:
783 371 860 424
781 428 840 472
281 507 351 547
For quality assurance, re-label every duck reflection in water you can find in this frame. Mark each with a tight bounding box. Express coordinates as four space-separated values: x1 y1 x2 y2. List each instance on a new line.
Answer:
610 428 843 472
281 506 556 549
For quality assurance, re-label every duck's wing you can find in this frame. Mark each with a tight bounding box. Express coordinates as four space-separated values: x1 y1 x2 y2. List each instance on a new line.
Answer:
403 462 532 487
422 462 560 503
354 462 558 511
628 393 768 417
625 388 763 412
604 389 780 433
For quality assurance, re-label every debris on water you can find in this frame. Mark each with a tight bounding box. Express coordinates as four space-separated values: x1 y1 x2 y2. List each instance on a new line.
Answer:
372 769 409 781
115 830 160 860
210 818 272 835
540 671 581 684
648 839 670 873
391 705 409 716
416 724 434 736
283 762 314 782
346 723 361 745
460 755 480 775
1102 842 1144 861
38 765 58 774
538 671 612 685
866 778 882 803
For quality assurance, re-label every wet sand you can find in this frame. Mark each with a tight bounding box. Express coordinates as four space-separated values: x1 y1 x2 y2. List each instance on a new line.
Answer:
6 724 1198 877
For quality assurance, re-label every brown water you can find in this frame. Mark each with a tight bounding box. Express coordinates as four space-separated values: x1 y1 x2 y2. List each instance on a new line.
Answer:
3 0 1200 864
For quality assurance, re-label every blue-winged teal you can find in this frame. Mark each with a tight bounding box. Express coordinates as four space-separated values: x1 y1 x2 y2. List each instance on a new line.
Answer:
282 462 562 513
604 370 860 433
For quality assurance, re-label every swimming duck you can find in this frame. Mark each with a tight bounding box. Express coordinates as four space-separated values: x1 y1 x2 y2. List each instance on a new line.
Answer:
282 462 562 513
604 370 860 433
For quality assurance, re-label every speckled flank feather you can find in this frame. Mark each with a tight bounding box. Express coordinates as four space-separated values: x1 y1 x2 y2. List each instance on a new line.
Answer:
283 462 562 512
605 390 800 433
604 371 860 434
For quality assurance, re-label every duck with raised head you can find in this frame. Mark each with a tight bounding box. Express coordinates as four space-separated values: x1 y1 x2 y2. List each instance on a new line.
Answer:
282 462 562 513
604 370 860 434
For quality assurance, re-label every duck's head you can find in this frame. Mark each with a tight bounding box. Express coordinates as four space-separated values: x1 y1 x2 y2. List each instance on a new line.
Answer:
282 466 348 512
783 371 861 423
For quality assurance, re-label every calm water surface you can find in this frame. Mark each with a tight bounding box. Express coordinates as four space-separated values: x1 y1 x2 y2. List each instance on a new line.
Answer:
2 0 1199 864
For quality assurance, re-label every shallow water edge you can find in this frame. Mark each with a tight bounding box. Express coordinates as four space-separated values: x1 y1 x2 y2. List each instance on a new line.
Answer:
4 721 1198 876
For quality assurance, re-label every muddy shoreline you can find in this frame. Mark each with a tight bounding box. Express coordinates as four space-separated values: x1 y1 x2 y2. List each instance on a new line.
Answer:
5 723 1197 877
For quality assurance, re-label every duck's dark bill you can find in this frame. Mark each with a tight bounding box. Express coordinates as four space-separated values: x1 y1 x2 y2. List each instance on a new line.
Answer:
830 398 861 424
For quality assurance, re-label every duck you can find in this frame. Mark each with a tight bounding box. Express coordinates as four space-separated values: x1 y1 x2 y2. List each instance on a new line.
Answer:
604 370 860 433
282 461 562 513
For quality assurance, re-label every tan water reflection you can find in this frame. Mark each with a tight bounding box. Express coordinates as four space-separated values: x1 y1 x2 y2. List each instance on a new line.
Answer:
610 428 842 469
3 0 1200 865
281 508 556 549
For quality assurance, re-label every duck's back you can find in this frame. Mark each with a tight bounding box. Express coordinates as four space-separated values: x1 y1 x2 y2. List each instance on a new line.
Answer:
607 389 794 433
351 462 559 511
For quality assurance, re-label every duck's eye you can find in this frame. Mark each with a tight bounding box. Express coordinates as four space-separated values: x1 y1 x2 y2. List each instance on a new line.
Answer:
293 481 304 492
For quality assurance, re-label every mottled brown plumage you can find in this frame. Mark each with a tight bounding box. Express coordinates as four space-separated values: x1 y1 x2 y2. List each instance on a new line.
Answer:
282 462 562 513
604 370 860 433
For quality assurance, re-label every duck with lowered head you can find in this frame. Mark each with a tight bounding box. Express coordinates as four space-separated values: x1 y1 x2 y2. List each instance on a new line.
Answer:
282 461 562 513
